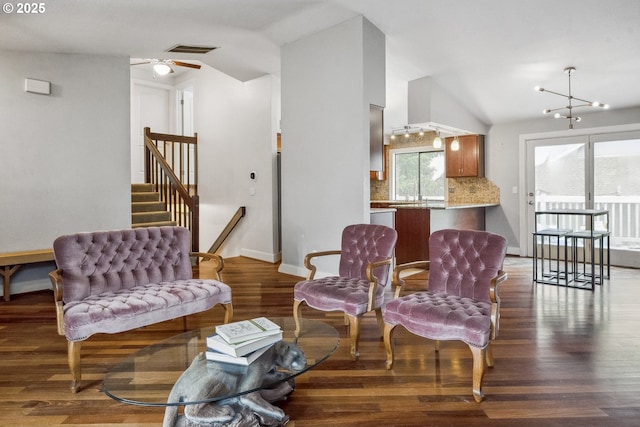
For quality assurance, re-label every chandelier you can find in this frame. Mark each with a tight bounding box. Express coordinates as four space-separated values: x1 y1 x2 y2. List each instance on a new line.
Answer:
535 66 609 129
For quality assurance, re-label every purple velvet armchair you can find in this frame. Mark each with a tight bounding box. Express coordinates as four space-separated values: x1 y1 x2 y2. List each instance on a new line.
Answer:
293 224 397 361
49 226 233 392
382 229 507 402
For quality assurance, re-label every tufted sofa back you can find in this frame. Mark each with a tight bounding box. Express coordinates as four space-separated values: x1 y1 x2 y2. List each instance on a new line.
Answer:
427 229 507 303
53 227 193 304
338 224 398 284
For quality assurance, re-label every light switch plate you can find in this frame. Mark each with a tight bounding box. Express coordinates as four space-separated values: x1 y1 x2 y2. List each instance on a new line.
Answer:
25 78 51 95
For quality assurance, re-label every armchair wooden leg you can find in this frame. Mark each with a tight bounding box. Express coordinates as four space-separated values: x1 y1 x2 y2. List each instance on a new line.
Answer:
68 340 82 393
374 308 385 336
347 315 361 361
383 323 396 369
485 341 494 367
293 299 303 337
222 302 234 324
469 345 486 403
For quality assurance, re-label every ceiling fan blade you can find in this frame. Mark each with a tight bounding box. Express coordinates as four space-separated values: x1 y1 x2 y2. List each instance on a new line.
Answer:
130 61 152 66
172 61 201 69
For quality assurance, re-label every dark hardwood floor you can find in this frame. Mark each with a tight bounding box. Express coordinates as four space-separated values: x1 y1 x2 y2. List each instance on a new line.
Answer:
1 256 640 426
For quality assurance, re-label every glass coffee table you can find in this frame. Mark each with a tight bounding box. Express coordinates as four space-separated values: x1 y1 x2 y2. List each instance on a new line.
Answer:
103 317 339 426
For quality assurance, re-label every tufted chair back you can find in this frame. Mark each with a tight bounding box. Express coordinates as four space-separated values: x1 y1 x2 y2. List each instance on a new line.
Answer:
53 227 193 303
339 224 398 284
427 228 507 303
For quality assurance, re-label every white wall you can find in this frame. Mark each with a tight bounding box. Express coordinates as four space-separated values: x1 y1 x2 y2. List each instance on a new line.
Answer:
0 51 130 297
486 106 640 255
176 68 280 261
279 16 385 277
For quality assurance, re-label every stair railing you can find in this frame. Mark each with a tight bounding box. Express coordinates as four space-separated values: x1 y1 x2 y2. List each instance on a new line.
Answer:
144 127 199 252
208 207 247 254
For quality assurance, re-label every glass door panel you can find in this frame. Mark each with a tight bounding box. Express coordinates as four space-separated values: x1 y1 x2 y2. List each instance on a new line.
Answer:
526 136 587 256
593 137 640 254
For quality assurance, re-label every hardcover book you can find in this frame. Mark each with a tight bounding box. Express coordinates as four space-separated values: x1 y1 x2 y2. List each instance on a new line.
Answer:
215 317 282 344
206 331 283 357
205 343 273 366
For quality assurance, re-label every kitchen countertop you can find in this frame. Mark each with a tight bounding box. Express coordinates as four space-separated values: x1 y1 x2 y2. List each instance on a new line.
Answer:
371 201 499 210
370 207 397 213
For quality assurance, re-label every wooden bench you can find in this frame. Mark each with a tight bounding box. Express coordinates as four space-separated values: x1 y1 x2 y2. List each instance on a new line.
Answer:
0 249 55 302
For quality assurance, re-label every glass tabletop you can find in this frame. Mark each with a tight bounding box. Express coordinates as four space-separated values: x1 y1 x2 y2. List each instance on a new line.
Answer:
102 317 339 407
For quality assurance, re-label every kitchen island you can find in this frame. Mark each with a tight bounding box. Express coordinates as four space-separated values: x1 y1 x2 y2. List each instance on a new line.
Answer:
370 201 499 263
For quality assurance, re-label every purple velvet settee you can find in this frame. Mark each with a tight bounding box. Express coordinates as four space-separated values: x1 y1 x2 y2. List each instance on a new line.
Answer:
49 226 233 393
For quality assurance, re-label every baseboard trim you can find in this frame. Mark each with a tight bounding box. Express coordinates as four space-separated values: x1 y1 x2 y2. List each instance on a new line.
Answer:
278 263 306 278
239 248 281 263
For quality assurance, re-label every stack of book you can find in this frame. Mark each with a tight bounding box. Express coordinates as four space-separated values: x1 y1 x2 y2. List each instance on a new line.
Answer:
205 317 282 365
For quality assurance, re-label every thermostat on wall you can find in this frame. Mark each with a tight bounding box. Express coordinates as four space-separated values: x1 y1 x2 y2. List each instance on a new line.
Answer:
25 78 51 95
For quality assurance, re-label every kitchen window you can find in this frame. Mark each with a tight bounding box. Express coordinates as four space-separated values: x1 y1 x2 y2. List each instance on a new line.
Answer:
391 147 445 201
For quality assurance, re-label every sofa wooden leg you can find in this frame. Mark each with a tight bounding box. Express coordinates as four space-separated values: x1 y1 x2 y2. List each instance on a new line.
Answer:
222 302 233 324
68 340 82 393
470 345 486 403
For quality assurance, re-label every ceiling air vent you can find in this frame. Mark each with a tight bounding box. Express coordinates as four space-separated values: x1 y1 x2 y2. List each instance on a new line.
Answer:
166 45 218 54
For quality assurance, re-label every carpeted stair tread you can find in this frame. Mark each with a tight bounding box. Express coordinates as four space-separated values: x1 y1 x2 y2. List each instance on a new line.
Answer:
131 184 175 229
132 201 166 213
132 192 162 203
131 183 155 193
132 211 172 224
132 220 177 228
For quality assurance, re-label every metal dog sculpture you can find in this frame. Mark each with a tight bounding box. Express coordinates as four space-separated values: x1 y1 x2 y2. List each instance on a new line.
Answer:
163 340 306 427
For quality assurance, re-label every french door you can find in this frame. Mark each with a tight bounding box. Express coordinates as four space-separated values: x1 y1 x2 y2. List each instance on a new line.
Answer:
525 130 640 267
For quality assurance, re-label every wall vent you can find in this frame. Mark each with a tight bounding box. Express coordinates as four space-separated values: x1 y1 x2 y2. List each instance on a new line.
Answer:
166 45 218 54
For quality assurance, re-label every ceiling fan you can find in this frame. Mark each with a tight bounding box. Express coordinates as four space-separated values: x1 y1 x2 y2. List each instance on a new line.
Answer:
131 59 201 76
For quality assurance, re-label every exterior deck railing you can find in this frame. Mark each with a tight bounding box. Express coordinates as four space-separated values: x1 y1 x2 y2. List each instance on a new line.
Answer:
535 196 640 250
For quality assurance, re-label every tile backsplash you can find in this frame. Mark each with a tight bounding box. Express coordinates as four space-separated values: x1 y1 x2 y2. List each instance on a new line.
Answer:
446 177 500 204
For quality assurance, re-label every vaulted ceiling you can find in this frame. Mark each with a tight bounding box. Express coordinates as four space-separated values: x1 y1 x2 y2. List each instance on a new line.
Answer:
2 0 639 128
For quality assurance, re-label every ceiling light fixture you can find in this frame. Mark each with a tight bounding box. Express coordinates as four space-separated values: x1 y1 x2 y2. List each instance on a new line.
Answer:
389 125 423 139
153 62 173 76
535 66 609 129
432 129 442 149
451 136 460 151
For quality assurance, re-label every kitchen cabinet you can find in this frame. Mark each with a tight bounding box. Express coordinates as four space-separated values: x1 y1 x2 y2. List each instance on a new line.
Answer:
372 202 430 263
369 104 385 180
445 134 484 178
395 207 430 263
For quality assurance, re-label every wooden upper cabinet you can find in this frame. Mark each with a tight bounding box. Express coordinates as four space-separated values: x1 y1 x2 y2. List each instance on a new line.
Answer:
369 104 385 180
445 134 484 178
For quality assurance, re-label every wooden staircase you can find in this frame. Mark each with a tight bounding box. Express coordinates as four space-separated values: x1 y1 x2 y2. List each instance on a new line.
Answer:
131 183 176 228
